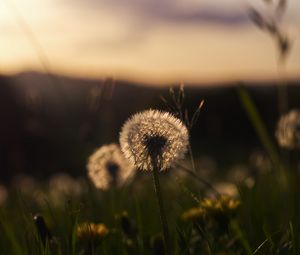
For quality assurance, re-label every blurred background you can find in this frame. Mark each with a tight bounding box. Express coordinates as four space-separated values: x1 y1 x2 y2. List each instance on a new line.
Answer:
0 0 299 182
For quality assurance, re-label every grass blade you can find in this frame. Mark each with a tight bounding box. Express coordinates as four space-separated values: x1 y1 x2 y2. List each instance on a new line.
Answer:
237 85 283 172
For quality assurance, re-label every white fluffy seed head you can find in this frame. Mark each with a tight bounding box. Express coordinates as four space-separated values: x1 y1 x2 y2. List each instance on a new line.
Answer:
87 144 134 190
119 109 189 171
276 109 300 149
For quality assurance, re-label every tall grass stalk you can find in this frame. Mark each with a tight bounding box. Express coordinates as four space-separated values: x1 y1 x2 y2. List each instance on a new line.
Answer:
277 61 288 116
237 85 284 173
231 220 253 255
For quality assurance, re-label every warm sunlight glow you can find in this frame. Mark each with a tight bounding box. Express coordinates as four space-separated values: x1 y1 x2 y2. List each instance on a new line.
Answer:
0 0 299 84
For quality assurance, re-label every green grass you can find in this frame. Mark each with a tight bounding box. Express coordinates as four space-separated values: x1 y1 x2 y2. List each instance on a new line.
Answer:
0 163 299 255
0 86 299 255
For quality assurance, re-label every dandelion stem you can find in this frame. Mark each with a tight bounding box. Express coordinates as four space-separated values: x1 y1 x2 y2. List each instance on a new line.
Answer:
194 223 213 255
151 157 171 255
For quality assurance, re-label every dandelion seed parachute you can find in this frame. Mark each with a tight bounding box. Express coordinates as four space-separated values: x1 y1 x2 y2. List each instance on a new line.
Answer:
276 109 300 149
119 109 189 171
87 144 134 190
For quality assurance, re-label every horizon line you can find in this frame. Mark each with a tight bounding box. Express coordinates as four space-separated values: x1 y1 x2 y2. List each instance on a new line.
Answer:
2 68 300 87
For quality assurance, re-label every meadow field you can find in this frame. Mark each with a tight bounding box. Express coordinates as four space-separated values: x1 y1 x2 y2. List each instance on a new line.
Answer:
1 0 299 254
0 77 299 255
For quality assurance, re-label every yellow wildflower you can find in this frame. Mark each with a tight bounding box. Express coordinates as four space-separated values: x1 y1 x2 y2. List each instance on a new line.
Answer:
201 195 240 215
181 207 206 221
77 222 109 240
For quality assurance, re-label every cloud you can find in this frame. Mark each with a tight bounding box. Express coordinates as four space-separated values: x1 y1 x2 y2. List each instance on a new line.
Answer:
68 0 249 27
65 0 250 53
155 8 248 26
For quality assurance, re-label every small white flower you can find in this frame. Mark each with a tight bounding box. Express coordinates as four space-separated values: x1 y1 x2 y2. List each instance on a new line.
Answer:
119 109 189 171
87 144 134 190
276 109 300 149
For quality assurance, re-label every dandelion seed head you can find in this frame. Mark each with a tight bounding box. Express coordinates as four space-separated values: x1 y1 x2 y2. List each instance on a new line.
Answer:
276 109 300 149
215 182 239 197
206 182 238 198
249 150 271 174
119 109 189 171
87 144 134 190
13 174 37 195
48 173 85 207
244 177 255 189
227 164 249 183
49 173 83 196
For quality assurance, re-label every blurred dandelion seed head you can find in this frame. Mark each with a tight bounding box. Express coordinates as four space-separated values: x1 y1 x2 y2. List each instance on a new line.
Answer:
249 150 272 174
49 173 83 196
48 173 85 207
206 182 239 198
13 174 38 195
276 109 300 149
87 144 134 190
227 164 250 183
119 109 189 171
244 177 255 189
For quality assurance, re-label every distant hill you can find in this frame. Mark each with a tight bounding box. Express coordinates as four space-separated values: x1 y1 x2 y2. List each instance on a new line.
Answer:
0 72 299 182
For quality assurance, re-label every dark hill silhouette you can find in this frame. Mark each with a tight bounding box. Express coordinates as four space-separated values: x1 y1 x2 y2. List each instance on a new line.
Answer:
1 72 299 182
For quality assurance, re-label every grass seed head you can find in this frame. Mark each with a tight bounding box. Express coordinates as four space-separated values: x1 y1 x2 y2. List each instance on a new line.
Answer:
116 211 137 237
33 214 52 245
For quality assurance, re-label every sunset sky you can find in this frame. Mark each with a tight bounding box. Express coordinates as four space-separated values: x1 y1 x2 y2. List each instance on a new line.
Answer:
0 0 299 84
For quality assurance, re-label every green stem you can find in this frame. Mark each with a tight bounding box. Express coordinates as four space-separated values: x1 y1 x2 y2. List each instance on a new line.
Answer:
176 163 221 198
151 158 171 255
194 223 213 255
277 59 288 116
188 143 196 172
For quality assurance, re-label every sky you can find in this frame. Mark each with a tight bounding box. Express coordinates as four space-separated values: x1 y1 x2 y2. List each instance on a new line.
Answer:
0 0 299 84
